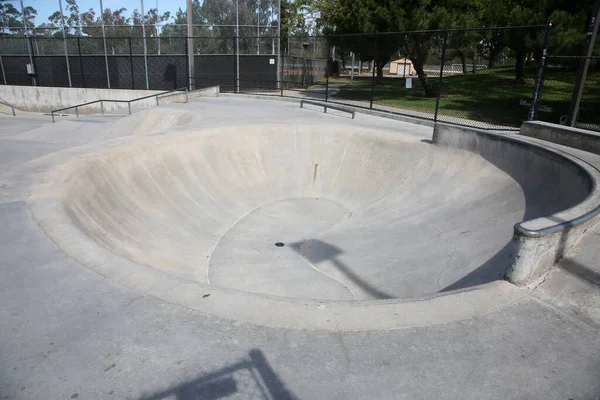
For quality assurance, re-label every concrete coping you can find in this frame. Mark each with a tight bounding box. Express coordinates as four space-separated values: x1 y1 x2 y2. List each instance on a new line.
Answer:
433 122 600 286
520 121 600 156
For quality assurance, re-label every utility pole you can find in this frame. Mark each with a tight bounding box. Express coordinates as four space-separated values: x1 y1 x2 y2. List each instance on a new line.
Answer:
187 0 194 89
567 0 600 126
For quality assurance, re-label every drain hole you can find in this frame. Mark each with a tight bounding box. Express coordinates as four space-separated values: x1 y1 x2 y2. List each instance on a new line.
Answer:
274 242 285 247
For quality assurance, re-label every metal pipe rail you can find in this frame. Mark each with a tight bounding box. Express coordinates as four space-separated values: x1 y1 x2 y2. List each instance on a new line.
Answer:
50 87 189 123
300 99 355 119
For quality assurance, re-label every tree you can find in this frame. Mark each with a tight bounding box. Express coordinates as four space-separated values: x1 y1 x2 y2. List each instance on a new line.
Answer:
317 0 448 95
1 2 22 33
1 2 36 34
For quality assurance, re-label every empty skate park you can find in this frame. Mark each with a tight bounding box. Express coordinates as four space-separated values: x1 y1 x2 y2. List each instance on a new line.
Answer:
1 87 600 399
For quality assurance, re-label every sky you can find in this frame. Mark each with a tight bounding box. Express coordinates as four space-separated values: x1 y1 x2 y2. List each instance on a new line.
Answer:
24 0 187 25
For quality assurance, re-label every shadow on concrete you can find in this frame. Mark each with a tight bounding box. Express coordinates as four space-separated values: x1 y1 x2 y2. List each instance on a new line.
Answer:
290 240 393 299
437 135 591 293
138 349 298 400
558 257 600 286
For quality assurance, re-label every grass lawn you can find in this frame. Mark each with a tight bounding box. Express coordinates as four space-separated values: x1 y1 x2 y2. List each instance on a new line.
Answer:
321 67 599 128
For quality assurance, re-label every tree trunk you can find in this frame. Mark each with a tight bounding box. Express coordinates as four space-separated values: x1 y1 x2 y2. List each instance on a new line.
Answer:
459 50 468 74
410 57 435 97
515 50 525 85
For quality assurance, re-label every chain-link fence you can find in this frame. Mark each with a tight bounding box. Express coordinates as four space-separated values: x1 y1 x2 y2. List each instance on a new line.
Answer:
535 55 600 130
0 25 597 132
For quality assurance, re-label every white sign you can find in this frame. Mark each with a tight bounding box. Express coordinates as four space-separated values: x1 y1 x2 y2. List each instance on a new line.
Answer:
405 77 412 89
269 59 275 65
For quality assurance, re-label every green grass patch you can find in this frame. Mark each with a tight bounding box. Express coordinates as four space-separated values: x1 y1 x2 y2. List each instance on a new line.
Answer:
325 67 599 128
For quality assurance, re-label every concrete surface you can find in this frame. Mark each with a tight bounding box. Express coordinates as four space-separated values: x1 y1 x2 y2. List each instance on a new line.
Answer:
0 85 218 114
434 123 600 286
521 120 600 155
0 96 599 399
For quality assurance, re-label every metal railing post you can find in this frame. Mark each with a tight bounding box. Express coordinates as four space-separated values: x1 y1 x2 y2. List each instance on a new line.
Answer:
434 28 450 123
156 95 159 106
51 112 55 123
185 88 189 103
100 101 104 114
128 102 132 115
530 23 553 121
75 106 79 118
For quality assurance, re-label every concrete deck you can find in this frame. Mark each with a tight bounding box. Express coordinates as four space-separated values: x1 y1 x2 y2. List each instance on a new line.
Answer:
0 96 599 399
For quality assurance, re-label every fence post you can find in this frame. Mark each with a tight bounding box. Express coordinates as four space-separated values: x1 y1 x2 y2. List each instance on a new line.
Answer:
77 36 85 88
567 0 600 126
234 35 240 93
529 23 552 121
0 55 6 85
369 34 378 109
27 36 37 86
434 28 449 123
325 62 330 102
59 0 73 88
129 37 135 90
232 37 237 92
100 0 111 88
280 44 285 97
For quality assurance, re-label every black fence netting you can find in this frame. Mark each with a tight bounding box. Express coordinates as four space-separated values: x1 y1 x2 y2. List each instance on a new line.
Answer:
0 26 597 132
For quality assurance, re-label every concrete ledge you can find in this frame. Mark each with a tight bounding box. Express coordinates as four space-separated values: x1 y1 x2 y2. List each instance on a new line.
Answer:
0 85 219 114
433 122 600 286
520 121 600 155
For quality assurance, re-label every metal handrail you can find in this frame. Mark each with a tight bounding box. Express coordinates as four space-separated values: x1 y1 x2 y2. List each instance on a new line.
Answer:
0 100 16 116
50 87 189 123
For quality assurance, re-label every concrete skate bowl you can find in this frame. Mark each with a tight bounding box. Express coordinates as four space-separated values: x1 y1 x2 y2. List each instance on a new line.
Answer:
28 123 600 330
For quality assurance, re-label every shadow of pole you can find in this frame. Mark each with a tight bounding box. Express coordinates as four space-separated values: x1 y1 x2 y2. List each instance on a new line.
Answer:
290 240 393 300
138 349 298 400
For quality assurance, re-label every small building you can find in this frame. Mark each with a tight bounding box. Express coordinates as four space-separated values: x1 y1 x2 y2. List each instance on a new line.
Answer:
389 58 416 76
